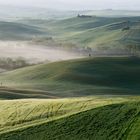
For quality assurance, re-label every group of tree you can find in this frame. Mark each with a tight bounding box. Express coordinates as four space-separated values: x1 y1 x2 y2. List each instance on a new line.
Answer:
0 57 31 70
122 21 130 31
77 14 93 18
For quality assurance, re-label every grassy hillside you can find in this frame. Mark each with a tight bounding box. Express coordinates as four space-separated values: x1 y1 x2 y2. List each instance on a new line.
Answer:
0 57 140 98
1 16 140 51
0 10 140 140
0 97 129 135
0 97 140 140
67 21 140 50
31 16 140 53
0 21 47 40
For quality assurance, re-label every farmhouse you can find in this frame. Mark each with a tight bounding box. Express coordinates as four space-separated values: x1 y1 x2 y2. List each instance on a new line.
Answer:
77 14 92 18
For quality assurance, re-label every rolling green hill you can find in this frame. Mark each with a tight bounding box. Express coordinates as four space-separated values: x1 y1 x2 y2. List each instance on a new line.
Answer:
0 21 47 40
1 16 140 51
0 97 128 136
0 97 140 140
0 57 140 98
31 16 140 53
67 21 140 49
0 10 140 140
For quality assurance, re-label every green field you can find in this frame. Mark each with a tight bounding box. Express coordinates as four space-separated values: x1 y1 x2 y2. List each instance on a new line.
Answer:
0 57 139 139
0 96 140 140
1 16 139 52
0 57 140 98
28 16 140 52
0 21 47 40
0 12 140 140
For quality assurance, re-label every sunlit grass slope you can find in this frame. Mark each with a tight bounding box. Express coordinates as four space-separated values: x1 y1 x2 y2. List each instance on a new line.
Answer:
0 96 129 135
0 97 140 140
0 57 140 98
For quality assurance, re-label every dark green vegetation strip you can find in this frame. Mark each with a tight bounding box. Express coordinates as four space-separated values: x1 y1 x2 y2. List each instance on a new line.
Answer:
0 88 57 99
0 102 140 140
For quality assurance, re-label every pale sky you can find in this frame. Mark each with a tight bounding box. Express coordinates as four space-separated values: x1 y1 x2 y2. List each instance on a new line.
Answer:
0 0 139 10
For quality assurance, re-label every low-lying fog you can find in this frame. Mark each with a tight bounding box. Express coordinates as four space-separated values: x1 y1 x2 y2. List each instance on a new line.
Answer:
0 41 83 64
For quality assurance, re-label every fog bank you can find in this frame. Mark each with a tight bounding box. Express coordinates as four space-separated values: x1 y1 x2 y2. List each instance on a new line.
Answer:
0 41 83 63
